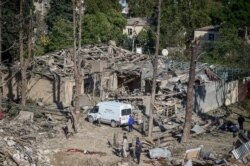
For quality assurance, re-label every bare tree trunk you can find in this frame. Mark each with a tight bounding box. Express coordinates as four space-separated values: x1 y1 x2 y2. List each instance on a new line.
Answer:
28 1 32 61
78 0 83 50
72 0 79 132
75 0 84 124
19 0 26 106
0 0 2 112
181 39 199 143
148 0 161 138
25 0 33 100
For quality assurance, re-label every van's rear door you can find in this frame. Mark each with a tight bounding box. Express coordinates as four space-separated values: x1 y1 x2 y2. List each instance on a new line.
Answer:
120 109 132 124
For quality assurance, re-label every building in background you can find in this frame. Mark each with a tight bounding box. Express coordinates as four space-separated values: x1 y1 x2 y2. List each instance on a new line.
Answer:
194 25 220 53
123 17 150 38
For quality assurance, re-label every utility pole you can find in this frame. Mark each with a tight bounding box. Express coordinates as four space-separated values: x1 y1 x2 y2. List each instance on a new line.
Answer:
148 0 161 138
181 38 199 143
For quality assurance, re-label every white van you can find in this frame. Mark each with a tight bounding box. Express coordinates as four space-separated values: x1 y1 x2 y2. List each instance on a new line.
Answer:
87 101 132 127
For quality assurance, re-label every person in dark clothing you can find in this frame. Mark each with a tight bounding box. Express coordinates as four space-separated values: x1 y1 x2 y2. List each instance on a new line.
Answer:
135 137 142 164
230 124 238 137
141 122 146 136
128 115 134 132
238 115 245 130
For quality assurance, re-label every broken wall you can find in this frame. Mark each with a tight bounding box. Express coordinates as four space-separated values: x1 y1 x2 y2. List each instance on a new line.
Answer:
61 78 75 106
194 80 238 113
3 73 77 107
27 75 54 103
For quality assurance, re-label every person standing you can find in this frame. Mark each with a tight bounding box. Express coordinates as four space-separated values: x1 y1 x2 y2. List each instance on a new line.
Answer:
238 115 245 130
135 137 142 164
137 113 145 136
96 112 101 127
128 115 134 132
122 135 129 158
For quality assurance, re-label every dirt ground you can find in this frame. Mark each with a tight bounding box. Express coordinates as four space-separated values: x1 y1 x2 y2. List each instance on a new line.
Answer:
42 118 147 166
39 100 250 166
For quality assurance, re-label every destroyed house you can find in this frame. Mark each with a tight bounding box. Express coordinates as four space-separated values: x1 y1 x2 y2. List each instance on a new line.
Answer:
1 45 248 116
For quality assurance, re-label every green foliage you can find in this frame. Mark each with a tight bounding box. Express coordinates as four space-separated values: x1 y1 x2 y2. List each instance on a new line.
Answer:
46 0 72 30
203 24 250 67
85 0 120 14
126 0 250 67
2 1 19 57
1 0 247 70
45 18 73 52
179 0 212 45
1 0 35 60
136 28 156 54
83 12 112 44
126 0 155 17
160 0 186 48
222 0 250 27
44 0 126 52
208 0 224 25
201 0 250 67
82 10 126 44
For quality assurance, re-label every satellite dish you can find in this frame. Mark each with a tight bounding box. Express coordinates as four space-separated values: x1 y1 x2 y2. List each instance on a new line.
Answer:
162 49 169 56
209 65 215 69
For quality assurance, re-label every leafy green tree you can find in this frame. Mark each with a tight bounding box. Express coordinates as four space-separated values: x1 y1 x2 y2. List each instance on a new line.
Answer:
160 0 186 48
45 18 73 52
222 0 250 27
207 0 224 25
179 0 212 47
82 10 126 44
136 28 156 54
85 0 120 14
45 0 126 52
1 0 35 60
126 0 155 17
82 12 111 44
46 0 72 30
201 0 250 67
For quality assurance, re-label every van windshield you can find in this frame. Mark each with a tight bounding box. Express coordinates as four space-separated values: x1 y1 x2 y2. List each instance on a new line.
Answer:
121 109 132 116
90 106 99 113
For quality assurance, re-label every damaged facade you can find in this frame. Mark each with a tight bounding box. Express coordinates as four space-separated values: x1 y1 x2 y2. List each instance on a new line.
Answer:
1 45 249 115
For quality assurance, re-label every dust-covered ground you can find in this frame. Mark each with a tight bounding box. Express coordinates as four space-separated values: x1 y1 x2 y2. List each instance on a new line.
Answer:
43 118 147 166
39 100 250 166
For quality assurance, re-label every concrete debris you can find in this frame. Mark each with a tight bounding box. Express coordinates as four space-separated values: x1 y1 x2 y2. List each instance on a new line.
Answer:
117 161 129 166
183 159 193 166
1 44 249 166
185 147 202 160
232 140 250 163
17 111 34 122
149 148 171 159
0 104 69 166
191 124 205 134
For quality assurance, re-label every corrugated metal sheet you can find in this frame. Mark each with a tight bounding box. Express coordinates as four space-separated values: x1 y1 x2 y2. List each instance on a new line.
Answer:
232 141 250 160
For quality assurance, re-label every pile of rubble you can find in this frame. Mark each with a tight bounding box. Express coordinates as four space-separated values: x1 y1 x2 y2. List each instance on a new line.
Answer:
0 102 69 166
133 107 250 166
31 45 150 77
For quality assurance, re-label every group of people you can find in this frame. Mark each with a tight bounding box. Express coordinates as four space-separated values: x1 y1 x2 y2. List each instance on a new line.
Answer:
121 133 142 165
216 114 246 137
